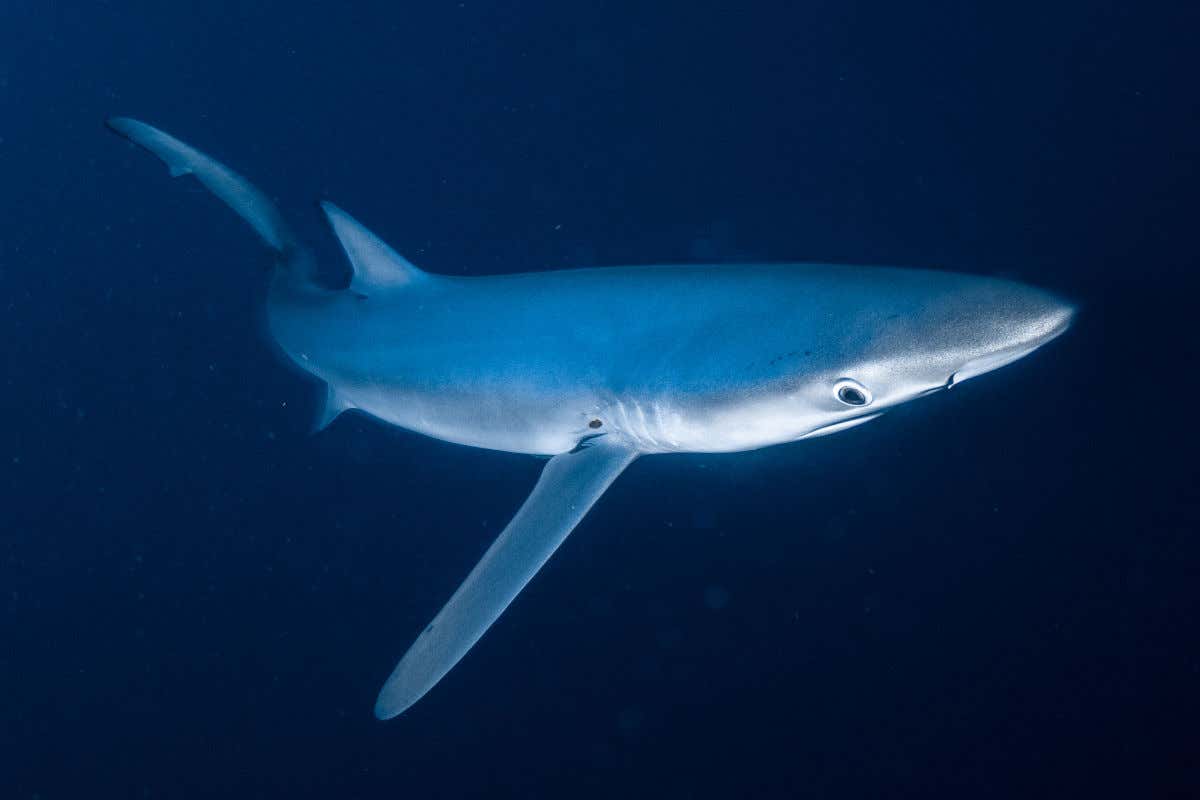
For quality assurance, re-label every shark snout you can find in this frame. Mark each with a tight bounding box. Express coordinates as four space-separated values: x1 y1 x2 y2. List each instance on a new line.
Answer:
949 291 1074 387
1020 292 1076 346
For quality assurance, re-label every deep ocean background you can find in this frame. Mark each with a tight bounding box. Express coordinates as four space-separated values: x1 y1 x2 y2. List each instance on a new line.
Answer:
2 1 1198 797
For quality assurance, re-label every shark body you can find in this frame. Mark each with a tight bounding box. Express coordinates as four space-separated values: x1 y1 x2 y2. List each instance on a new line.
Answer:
109 118 1074 718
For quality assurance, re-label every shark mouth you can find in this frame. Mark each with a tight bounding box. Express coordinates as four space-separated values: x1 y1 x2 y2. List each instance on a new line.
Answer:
799 411 885 440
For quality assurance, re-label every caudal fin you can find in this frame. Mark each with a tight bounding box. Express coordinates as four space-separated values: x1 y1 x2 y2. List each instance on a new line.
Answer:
106 117 310 274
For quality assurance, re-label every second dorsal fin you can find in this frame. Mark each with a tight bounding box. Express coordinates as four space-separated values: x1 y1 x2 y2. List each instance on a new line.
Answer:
320 202 428 293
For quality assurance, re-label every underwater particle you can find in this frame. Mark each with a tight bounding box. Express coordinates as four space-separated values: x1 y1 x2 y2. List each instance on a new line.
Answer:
704 585 730 611
656 627 683 650
617 706 644 733
586 595 614 619
821 514 849 541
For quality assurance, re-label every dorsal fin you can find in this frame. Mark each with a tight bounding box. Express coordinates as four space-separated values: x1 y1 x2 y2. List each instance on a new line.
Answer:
320 202 427 293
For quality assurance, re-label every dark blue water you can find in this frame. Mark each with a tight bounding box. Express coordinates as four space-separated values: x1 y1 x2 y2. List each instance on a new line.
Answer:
3 2 1196 797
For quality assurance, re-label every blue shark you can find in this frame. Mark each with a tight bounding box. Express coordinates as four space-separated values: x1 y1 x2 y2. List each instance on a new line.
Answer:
108 118 1074 719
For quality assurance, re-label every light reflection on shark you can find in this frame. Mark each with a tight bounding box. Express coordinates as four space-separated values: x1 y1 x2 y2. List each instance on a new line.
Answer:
108 118 1074 719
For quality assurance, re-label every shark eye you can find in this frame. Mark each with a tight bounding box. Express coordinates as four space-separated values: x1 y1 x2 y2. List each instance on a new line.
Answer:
834 379 872 407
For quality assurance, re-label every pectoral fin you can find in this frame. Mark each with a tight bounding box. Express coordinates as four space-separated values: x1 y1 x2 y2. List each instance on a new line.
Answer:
375 438 637 719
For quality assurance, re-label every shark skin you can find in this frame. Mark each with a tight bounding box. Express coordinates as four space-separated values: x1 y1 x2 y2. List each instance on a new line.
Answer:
108 118 1075 719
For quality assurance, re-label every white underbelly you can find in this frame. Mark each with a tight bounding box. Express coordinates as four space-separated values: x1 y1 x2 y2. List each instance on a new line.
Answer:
339 382 601 456
602 395 810 454
336 378 814 457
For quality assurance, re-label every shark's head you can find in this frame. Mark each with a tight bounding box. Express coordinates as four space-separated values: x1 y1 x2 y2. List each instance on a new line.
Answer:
791 268 1075 440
